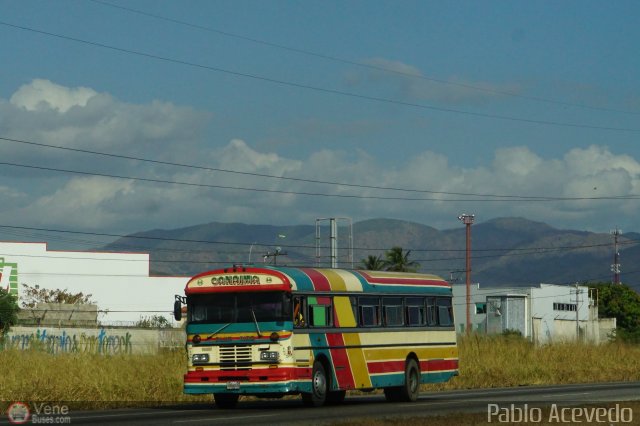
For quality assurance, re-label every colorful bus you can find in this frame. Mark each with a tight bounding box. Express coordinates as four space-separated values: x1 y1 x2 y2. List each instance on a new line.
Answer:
173 265 458 408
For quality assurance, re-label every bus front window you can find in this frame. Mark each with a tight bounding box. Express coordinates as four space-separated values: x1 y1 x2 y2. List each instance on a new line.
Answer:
187 292 291 324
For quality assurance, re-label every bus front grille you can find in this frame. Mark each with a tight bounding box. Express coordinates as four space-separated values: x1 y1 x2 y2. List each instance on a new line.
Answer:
219 345 252 370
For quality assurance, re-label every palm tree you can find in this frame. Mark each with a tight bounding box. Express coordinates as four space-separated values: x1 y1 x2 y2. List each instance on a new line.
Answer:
383 246 419 272
360 255 385 271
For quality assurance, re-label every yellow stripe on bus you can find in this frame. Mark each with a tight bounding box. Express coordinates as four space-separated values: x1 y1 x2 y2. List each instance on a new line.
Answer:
320 269 347 291
330 298 370 387
343 333 372 388
364 346 458 361
333 296 356 327
332 269 364 291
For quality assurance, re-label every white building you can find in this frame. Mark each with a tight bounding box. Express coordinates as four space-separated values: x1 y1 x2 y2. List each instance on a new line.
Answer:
0 241 189 323
452 283 616 344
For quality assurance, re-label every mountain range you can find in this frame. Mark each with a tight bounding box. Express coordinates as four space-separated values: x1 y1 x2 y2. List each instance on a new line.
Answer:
103 217 639 287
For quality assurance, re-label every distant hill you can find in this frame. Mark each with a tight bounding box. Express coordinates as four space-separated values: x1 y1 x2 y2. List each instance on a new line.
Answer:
102 217 638 287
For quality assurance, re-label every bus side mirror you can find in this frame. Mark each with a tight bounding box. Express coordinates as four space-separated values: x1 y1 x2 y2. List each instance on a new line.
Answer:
174 299 182 321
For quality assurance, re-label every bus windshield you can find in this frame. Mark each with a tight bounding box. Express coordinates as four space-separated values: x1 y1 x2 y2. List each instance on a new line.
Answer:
188 291 292 324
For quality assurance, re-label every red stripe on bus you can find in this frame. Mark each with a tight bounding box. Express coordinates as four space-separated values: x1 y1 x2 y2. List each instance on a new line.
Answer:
184 366 310 382
326 333 356 389
367 360 404 374
300 268 331 291
368 359 459 374
421 359 459 371
357 271 449 287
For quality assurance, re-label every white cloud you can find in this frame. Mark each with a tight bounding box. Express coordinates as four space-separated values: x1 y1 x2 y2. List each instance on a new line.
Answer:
16 177 136 229
5 137 640 234
10 79 97 113
349 57 522 104
2 80 640 234
1 79 210 160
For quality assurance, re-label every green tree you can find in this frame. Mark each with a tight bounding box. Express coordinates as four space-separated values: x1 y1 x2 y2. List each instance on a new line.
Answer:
135 315 171 329
0 288 19 335
20 283 95 308
360 255 385 271
590 283 640 342
383 246 419 272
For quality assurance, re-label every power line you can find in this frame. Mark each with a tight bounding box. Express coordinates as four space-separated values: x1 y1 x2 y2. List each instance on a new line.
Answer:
88 0 640 117
2 159 640 202
1 224 637 254
1 20 639 133
0 135 613 200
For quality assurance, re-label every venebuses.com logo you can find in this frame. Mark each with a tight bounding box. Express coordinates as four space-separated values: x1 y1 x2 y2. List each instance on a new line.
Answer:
6 402 30 425
6 401 71 424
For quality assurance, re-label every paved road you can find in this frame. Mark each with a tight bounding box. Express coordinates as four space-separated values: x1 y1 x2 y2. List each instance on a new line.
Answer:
3 382 639 425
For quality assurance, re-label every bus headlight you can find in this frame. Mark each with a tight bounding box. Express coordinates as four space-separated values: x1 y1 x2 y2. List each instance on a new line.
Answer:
192 353 210 364
260 351 279 362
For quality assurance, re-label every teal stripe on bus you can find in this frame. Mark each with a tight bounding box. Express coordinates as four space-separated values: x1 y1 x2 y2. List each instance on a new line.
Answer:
187 321 293 334
269 266 315 291
308 332 341 392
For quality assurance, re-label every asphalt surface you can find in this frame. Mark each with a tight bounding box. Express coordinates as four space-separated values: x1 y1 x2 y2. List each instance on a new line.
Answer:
3 382 639 425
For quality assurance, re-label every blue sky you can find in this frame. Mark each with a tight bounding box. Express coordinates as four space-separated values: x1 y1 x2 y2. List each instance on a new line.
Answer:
0 0 639 242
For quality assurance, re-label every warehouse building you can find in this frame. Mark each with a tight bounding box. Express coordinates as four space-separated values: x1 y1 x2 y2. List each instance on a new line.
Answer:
452 283 616 344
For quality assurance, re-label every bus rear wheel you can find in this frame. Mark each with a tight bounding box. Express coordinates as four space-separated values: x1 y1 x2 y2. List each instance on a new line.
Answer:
214 393 239 409
302 360 328 407
384 358 420 402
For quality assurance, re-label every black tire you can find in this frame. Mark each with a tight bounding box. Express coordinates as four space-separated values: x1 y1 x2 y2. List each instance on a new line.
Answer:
214 393 239 409
399 359 420 402
384 358 420 402
326 390 346 405
302 360 328 407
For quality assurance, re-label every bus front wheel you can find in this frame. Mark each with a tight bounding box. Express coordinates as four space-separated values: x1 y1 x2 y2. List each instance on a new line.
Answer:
214 393 239 409
302 360 328 407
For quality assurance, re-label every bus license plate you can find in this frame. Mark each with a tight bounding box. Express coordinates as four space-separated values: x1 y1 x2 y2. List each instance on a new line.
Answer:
226 381 240 390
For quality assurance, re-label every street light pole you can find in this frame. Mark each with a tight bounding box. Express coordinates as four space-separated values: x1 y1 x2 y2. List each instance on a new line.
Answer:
458 213 475 334
611 228 622 284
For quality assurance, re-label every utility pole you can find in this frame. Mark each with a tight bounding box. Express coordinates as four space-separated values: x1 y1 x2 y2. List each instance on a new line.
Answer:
315 217 353 268
458 213 475 334
264 234 287 265
263 248 287 265
610 228 622 284
577 288 580 341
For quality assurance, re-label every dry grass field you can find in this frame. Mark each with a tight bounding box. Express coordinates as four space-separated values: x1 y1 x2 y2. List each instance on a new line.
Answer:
1 334 639 411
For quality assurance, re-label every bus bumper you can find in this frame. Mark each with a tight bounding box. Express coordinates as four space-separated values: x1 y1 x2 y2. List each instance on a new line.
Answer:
183 368 312 395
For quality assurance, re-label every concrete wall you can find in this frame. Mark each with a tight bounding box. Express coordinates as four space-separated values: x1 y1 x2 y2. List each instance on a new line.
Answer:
2 326 186 355
17 303 98 327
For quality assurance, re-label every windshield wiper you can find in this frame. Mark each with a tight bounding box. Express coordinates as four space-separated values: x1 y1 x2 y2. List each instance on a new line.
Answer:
250 308 262 337
206 322 232 339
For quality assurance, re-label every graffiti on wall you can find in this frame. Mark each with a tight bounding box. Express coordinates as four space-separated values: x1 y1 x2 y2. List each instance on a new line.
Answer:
3 328 133 354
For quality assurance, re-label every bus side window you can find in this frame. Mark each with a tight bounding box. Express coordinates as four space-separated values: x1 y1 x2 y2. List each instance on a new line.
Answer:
359 296 380 327
383 297 404 326
437 297 453 326
426 297 437 326
308 296 333 328
405 297 426 326
293 296 306 328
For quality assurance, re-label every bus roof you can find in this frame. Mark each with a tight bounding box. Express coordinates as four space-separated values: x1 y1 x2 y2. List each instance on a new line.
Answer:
185 265 451 295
